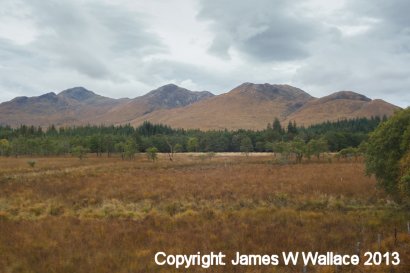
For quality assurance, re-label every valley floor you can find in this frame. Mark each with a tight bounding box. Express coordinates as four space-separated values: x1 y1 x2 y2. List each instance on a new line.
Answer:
0 154 408 273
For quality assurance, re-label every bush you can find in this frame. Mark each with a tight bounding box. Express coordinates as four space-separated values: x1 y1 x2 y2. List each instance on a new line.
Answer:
365 108 410 201
27 160 36 168
146 147 158 161
71 145 89 160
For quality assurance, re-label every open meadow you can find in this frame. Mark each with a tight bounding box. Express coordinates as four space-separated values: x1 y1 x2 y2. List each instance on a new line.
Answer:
0 154 409 273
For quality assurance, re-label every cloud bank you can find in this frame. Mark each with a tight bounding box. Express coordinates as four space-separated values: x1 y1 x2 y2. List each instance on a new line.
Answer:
0 0 409 107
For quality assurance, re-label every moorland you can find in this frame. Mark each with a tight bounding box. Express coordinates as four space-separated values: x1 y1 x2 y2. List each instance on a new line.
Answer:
0 154 408 273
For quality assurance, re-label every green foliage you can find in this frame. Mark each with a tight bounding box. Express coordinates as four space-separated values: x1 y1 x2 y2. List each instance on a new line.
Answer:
164 136 184 161
146 147 158 162
399 151 410 201
272 141 288 154
264 141 273 152
399 174 410 201
27 160 36 168
255 141 265 152
0 139 11 156
272 118 284 135
116 139 138 160
173 143 182 153
306 138 328 160
0 116 384 157
266 118 285 142
286 121 298 139
187 137 199 152
138 121 174 136
240 136 253 156
288 138 305 163
271 141 291 163
71 145 89 160
365 108 410 200
272 138 329 163
200 131 230 152
338 147 360 160
124 139 138 159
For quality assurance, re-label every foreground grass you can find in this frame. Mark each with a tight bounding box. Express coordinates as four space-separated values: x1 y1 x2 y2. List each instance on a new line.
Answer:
0 154 409 273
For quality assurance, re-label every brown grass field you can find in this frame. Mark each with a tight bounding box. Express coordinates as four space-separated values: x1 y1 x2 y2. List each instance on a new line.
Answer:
0 154 409 273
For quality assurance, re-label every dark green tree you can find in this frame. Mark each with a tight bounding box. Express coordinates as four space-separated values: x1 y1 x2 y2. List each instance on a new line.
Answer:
272 118 284 140
187 137 199 152
240 136 253 156
365 108 410 200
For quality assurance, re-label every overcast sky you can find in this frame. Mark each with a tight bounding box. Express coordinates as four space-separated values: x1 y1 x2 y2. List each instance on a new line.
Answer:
0 0 409 107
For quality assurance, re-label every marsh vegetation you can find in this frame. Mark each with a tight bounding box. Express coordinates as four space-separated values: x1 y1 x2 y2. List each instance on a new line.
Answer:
0 154 408 272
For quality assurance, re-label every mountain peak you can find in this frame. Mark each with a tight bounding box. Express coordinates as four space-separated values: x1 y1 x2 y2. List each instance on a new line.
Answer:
147 84 183 95
59 87 97 101
159 83 179 89
140 84 214 109
320 91 371 103
232 82 313 101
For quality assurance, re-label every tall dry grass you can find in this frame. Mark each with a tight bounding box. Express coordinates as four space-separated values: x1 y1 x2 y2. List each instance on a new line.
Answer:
0 154 408 272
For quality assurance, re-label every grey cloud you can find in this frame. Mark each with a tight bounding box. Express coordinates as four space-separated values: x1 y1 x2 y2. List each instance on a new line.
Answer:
198 0 320 61
0 38 33 61
137 59 235 92
349 0 410 57
88 5 166 56
24 0 88 38
59 48 111 79
0 0 409 108
137 58 302 95
351 0 410 27
0 0 168 100
293 37 410 107
291 0 410 107
20 0 166 79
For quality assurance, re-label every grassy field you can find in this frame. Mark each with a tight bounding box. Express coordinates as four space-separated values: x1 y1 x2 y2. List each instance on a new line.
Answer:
0 154 409 273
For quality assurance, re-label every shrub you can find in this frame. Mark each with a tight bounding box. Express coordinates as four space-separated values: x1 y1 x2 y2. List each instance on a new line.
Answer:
27 160 36 168
146 147 158 162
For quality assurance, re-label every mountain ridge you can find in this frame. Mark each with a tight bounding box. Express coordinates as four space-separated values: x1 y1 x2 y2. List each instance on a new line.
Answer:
0 83 401 129
91 84 214 125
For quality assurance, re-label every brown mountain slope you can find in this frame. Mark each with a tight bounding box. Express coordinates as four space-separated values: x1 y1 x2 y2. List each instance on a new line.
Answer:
283 91 400 126
128 83 314 130
93 84 214 124
0 87 129 127
0 84 213 127
0 84 400 129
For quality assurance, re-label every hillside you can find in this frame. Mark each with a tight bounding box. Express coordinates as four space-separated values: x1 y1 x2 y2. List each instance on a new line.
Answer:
127 84 399 130
0 85 213 127
283 91 400 126
128 83 314 130
0 87 128 127
93 84 214 124
0 83 400 129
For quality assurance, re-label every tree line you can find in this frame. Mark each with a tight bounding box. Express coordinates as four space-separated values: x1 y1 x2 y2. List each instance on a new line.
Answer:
0 116 385 158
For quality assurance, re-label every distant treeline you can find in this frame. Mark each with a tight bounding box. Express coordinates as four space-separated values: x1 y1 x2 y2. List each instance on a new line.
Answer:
0 116 386 157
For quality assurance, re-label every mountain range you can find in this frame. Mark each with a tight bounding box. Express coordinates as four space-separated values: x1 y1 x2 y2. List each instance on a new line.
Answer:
0 83 400 130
